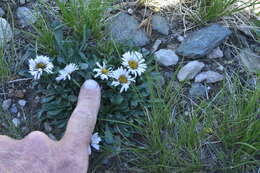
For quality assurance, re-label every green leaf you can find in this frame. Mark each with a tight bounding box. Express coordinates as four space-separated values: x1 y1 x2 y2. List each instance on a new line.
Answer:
104 125 114 144
110 95 124 105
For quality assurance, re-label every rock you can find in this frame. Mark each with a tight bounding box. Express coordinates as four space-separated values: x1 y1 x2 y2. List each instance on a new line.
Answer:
10 104 18 113
152 15 169 35
177 35 184 42
177 24 232 58
106 13 150 46
217 65 224 71
21 126 29 134
155 49 179 66
16 7 37 27
239 48 260 73
151 39 162 53
207 47 224 59
2 99 12 111
18 99 27 107
195 71 224 83
237 24 254 38
44 122 52 132
0 8 5 17
151 72 165 86
15 90 24 98
48 133 57 141
189 83 207 97
19 0 26 5
247 77 258 89
0 17 13 46
127 8 133 15
177 61 205 81
12 118 20 127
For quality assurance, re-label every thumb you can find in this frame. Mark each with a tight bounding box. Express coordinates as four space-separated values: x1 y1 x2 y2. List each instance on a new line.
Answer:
61 79 101 149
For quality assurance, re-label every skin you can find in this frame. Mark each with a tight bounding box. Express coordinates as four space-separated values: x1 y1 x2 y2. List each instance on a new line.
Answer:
0 80 101 173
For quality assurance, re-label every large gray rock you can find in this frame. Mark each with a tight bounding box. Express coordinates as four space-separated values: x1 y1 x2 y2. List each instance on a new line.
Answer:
177 61 205 81
152 15 169 35
16 7 37 27
239 48 260 73
0 18 13 46
177 24 232 58
106 13 150 47
155 49 179 66
195 71 224 83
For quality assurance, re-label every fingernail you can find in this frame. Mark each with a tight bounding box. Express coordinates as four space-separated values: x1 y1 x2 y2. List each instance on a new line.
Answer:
83 80 99 89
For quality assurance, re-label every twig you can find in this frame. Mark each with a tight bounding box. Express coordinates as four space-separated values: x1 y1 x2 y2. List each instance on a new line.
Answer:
8 78 32 84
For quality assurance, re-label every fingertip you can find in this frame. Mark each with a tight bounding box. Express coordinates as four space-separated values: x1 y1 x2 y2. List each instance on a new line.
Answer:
83 80 99 90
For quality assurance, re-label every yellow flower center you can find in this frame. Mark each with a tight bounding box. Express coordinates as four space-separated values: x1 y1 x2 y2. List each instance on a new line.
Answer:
119 75 128 84
101 69 109 75
36 62 46 69
128 60 138 69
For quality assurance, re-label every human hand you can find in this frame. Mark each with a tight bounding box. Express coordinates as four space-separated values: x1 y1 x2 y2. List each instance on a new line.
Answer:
0 80 101 173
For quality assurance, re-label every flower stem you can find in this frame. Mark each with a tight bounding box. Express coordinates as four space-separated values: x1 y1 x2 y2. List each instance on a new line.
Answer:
72 79 81 88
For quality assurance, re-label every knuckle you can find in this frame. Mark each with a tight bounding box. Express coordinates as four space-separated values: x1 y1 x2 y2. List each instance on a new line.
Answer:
26 131 47 140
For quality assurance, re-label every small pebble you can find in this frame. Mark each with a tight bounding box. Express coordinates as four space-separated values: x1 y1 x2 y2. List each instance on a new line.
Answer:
0 8 5 17
12 118 20 127
44 122 52 132
10 104 18 113
2 99 12 111
151 39 162 53
217 65 224 71
18 99 27 107
127 8 133 15
177 35 184 42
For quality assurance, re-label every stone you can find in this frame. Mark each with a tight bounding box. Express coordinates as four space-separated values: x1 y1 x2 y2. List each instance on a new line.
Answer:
16 7 37 27
177 35 184 42
189 83 207 97
0 8 5 17
44 122 52 132
151 39 162 53
195 71 224 83
152 15 169 35
10 104 18 114
127 8 133 15
12 118 20 127
18 99 27 107
155 49 179 66
177 61 205 81
0 17 13 46
239 48 260 73
207 47 224 59
19 0 26 4
177 24 232 58
238 24 254 38
48 133 57 141
15 90 24 98
217 65 224 71
151 72 165 86
106 13 150 47
2 99 12 111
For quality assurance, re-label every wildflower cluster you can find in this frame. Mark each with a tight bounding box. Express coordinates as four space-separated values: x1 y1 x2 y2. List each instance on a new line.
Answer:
29 55 79 81
93 51 147 93
29 56 102 154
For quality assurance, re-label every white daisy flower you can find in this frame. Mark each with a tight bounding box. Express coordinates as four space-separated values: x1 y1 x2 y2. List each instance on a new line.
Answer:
88 132 102 155
111 67 135 93
93 62 112 80
29 55 54 80
56 63 79 81
122 51 147 77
